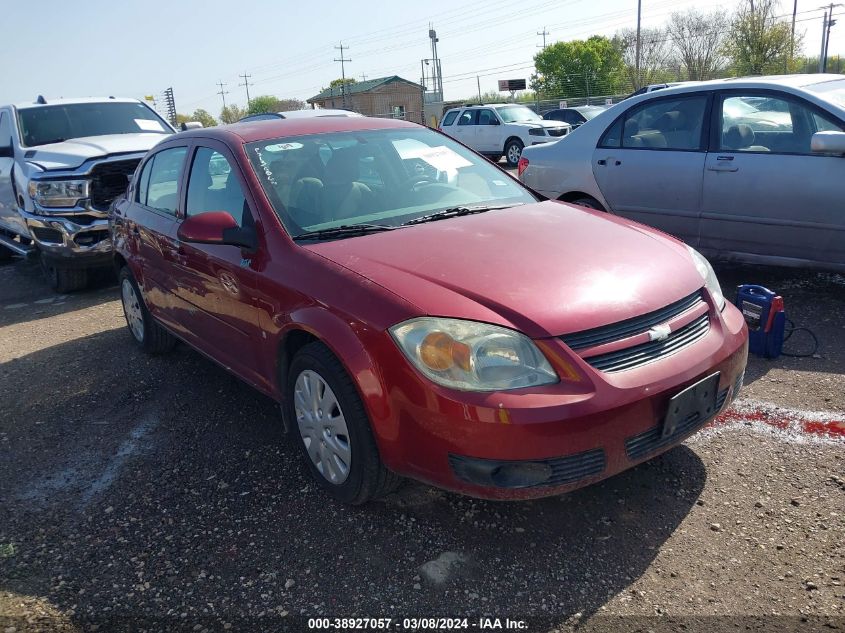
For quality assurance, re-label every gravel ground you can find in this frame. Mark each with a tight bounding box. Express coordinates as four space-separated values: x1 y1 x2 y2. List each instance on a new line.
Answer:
0 255 843 633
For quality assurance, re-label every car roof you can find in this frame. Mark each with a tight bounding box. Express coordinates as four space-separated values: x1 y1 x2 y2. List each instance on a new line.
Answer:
448 103 530 111
279 109 363 118
173 115 421 145
642 74 843 96
13 96 143 110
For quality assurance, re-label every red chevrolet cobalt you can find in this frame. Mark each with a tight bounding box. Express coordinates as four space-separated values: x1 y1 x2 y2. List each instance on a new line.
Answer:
111 117 748 504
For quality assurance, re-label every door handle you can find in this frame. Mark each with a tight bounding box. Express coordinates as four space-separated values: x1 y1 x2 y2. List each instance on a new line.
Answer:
597 159 607 166
707 165 739 172
716 155 735 161
614 160 622 166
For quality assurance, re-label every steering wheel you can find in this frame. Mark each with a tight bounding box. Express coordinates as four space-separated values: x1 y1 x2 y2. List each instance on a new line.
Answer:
400 174 436 192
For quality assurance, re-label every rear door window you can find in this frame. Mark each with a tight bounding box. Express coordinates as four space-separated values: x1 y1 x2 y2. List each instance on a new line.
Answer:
141 147 187 214
600 96 707 151
457 110 477 126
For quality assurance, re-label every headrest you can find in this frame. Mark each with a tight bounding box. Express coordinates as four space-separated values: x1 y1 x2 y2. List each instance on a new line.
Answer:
725 124 754 149
324 147 359 185
655 110 685 132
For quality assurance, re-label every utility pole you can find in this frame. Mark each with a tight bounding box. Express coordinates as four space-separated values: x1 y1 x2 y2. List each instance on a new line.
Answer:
635 0 642 89
238 72 252 108
537 27 549 49
477 76 482 102
790 0 798 69
216 81 229 110
820 10 829 71
822 4 841 72
334 43 351 109
360 73 368 81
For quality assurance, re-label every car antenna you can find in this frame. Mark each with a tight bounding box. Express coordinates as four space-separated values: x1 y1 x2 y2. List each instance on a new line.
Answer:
36 95 47 104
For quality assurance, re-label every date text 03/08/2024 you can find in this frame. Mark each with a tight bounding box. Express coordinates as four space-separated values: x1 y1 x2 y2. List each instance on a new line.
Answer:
307 618 529 630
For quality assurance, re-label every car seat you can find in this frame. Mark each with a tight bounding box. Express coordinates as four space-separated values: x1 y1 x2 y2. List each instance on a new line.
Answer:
723 124 770 152
319 147 372 221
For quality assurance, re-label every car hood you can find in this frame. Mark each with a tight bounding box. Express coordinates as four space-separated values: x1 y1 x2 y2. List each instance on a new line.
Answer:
306 201 705 338
511 120 570 129
25 134 170 171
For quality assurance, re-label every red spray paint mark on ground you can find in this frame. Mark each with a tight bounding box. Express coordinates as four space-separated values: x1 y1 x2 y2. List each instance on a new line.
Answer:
710 400 845 441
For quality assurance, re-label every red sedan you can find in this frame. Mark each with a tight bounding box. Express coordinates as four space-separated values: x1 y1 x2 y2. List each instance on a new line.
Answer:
111 116 748 503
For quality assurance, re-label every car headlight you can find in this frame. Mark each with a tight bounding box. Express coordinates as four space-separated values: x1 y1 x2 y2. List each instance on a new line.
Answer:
686 245 726 311
528 127 547 136
28 179 90 208
390 317 558 391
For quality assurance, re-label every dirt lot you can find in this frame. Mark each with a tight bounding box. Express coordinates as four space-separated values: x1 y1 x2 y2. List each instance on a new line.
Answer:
1 255 843 633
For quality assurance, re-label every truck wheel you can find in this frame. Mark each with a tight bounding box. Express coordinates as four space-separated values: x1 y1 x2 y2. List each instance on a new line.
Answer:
40 256 88 293
286 341 401 504
119 266 176 354
570 196 605 211
504 139 524 167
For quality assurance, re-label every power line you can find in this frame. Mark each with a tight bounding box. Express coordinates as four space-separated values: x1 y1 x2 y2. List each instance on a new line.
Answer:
238 72 253 107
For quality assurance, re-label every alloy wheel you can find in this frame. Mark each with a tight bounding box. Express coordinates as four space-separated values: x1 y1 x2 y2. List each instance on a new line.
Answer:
121 278 145 342
294 369 352 484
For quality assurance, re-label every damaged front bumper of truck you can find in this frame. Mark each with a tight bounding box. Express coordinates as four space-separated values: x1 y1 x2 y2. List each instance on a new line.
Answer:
22 207 112 267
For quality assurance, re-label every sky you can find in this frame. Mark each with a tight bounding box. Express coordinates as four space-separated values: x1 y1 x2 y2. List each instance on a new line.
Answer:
0 0 840 118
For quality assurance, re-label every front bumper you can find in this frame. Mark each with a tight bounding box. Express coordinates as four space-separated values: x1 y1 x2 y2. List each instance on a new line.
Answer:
22 208 112 264
365 300 748 500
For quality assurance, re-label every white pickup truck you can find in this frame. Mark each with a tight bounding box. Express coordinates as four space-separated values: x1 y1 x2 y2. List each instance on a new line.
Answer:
0 97 174 291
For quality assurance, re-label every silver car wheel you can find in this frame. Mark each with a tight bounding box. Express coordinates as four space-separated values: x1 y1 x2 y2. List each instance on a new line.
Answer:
121 278 145 343
507 142 522 165
294 369 351 485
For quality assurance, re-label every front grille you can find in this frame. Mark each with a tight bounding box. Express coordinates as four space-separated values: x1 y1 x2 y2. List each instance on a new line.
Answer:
562 291 704 351
625 386 729 460
89 159 141 210
547 128 569 137
583 313 710 373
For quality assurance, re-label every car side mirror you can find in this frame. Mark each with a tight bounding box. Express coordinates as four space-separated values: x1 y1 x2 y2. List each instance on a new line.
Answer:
811 131 845 155
180 121 203 131
0 145 12 158
177 211 257 251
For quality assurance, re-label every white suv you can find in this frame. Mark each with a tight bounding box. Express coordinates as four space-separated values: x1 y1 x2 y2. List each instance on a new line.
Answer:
439 103 570 167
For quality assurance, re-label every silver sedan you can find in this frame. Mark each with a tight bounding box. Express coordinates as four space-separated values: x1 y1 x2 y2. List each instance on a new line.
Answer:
520 74 845 272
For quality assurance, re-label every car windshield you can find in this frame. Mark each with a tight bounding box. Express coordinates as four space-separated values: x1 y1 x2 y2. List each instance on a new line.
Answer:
245 127 537 239
496 106 542 123
17 102 171 147
581 108 604 120
805 78 845 109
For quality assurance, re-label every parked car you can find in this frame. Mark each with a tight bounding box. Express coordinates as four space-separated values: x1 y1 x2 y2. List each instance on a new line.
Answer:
0 96 174 291
519 74 845 272
439 103 570 167
239 109 363 123
112 116 747 504
625 82 694 98
542 105 608 129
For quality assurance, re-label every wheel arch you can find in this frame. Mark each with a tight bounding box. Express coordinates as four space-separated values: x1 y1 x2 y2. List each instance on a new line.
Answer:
557 191 607 211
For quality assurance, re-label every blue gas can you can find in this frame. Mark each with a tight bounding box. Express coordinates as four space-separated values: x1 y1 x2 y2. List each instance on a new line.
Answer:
735 285 785 359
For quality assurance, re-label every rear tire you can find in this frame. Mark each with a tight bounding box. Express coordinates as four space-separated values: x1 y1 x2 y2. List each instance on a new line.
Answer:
569 196 605 211
40 255 88 293
504 139 524 167
488 154 503 164
119 266 176 354
286 341 401 504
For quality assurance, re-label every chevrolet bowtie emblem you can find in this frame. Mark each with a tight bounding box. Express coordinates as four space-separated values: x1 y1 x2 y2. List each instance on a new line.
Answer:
647 324 672 341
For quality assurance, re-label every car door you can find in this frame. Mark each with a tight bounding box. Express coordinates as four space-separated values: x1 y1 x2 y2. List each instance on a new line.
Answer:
451 109 478 149
0 110 21 234
700 90 845 267
125 145 188 326
592 93 711 246
169 142 266 382
475 109 500 152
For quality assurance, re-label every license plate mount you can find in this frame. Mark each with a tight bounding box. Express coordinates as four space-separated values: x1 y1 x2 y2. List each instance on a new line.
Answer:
662 372 721 439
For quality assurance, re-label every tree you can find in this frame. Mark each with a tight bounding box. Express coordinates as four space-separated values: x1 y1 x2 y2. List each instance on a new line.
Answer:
531 36 625 99
190 108 217 128
724 0 802 75
329 78 356 90
276 98 306 112
247 95 283 115
614 27 674 90
220 104 247 124
666 9 729 80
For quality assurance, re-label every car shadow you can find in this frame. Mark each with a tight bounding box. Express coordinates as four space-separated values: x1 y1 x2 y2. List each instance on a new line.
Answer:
0 328 706 629
0 257 118 328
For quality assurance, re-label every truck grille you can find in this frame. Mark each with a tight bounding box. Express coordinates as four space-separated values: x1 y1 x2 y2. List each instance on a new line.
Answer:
547 128 569 137
89 159 141 210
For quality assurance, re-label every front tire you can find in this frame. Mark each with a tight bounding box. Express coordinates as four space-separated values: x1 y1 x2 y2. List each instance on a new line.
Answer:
569 196 605 211
119 266 176 354
504 139 524 167
40 255 88 293
286 342 400 504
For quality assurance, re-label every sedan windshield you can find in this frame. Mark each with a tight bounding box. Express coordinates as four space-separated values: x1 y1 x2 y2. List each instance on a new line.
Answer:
805 78 845 109
497 106 542 123
245 127 538 239
17 102 171 147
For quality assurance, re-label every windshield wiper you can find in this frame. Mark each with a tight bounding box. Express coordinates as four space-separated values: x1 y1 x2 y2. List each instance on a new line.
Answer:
404 204 517 226
293 223 398 242
37 138 67 145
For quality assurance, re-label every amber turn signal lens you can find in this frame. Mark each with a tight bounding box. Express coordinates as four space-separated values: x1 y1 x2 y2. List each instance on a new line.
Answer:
419 332 472 372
